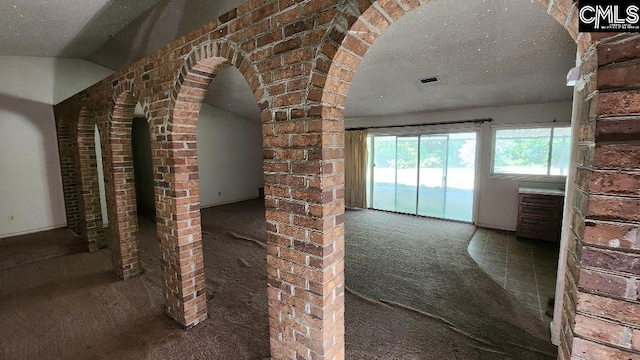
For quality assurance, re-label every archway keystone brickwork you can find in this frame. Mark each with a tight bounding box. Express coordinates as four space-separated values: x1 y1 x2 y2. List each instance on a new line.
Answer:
53 0 640 358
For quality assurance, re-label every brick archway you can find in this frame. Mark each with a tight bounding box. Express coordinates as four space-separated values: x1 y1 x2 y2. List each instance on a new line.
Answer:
100 82 148 280
154 40 268 328
307 1 639 360
76 107 106 252
172 40 269 111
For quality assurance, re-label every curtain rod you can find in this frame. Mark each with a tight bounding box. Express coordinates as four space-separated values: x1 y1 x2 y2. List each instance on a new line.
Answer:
346 118 493 131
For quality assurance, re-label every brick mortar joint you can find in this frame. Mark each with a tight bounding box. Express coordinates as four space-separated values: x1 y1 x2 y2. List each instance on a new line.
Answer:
576 140 596 148
588 165 640 175
584 218 640 227
546 0 556 15
563 1 578 29
588 192 640 200
595 115 640 122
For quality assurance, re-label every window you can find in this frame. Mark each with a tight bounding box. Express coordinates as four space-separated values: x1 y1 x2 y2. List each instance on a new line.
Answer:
492 125 571 177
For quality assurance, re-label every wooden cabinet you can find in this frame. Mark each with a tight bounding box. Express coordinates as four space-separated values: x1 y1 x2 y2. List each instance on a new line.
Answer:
516 192 564 243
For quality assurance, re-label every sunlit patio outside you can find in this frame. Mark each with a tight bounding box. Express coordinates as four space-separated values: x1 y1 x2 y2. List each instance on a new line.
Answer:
371 167 475 222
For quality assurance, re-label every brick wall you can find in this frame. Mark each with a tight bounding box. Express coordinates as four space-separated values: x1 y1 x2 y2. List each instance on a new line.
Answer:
561 34 640 359
52 0 640 359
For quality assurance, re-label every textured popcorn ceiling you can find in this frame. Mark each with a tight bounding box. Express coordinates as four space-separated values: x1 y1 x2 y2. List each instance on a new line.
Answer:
345 0 577 118
0 0 576 121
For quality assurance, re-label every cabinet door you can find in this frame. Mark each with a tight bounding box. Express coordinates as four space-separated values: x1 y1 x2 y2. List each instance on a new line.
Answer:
520 193 562 207
518 203 562 220
517 193 563 242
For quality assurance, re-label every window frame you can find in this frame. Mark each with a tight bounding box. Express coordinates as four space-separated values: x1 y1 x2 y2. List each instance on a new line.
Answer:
489 123 571 181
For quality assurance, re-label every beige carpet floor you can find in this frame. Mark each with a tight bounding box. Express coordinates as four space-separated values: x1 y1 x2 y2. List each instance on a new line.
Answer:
0 199 556 359
0 227 84 271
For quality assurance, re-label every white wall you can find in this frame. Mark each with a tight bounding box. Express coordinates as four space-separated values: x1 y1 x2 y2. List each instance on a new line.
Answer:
347 101 573 231
196 104 264 207
0 55 114 238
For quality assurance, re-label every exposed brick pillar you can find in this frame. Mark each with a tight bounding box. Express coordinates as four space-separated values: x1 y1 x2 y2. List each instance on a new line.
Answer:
560 34 640 359
263 105 346 359
54 113 81 234
76 108 106 251
149 96 207 327
99 94 142 280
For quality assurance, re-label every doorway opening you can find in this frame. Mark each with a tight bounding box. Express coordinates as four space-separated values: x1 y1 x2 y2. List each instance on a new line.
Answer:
369 131 477 222
131 116 155 221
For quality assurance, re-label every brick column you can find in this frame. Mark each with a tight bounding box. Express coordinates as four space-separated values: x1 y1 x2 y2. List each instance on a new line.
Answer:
264 106 346 359
54 112 81 234
560 34 640 359
100 95 142 280
149 97 207 328
76 108 106 251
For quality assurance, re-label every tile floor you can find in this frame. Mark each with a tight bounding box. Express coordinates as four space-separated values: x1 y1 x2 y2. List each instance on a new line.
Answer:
468 227 560 325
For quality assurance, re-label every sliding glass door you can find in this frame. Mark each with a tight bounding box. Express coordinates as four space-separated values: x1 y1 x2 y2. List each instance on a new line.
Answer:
372 136 396 212
371 132 477 222
417 135 447 218
444 132 476 221
395 137 419 214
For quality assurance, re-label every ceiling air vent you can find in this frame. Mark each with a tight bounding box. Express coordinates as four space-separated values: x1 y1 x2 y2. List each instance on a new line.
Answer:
420 76 440 84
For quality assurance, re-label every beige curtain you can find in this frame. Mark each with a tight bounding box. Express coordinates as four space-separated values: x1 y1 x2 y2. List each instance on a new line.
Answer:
345 130 368 208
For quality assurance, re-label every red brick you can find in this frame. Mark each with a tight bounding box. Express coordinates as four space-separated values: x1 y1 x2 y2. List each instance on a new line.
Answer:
274 37 302 55
584 221 640 250
598 35 640 66
572 337 639 360
587 196 640 223
598 61 640 91
574 314 626 346
590 171 640 196
593 144 640 170
598 90 640 117
633 329 640 350
578 269 629 298
596 117 640 142
577 292 640 325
